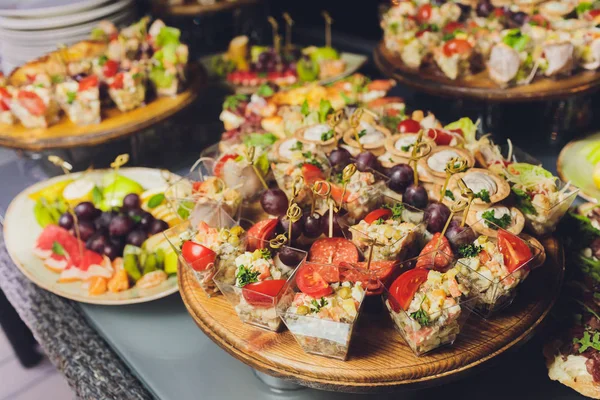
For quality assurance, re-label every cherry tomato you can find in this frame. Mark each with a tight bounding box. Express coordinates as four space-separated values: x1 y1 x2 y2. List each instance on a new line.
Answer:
110 73 124 89
529 14 549 28
427 128 460 146
389 268 429 312
247 219 278 251
181 241 217 272
296 263 333 297
363 208 392 224
416 4 432 23
17 91 46 116
497 230 532 273
415 233 454 271
213 153 239 177
443 39 472 57
0 87 10 111
242 279 287 307
301 163 325 185
589 9 600 18
78 75 98 92
103 59 119 78
397 118 421 133
443 22 464 34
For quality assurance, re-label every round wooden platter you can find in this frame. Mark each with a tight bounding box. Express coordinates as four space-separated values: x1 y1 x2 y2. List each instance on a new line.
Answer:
557 131 600 203
179 236 564 392
373 41 600 102
0 63 206 152
153 0 262 17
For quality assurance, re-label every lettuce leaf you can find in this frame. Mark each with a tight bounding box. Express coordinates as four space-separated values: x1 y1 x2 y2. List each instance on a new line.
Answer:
444 117 479 143
156 27 181 48
243 133 277 148
149 67 174 89
505 162 556 189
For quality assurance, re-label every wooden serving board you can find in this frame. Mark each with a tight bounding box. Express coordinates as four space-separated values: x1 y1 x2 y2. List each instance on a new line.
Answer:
179 236 563 392
0 63 207 152
374 42 600 102
153 0 262 16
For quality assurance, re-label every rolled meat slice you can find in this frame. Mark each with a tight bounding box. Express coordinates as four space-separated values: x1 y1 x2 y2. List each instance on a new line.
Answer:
487 43 521 84
543 42 575 76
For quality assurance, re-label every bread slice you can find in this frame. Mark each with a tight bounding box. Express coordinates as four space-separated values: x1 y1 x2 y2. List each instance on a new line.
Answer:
545 340 600 399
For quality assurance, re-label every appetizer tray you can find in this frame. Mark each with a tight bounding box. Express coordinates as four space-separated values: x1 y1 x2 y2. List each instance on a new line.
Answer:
374 42 600 102
0 63 206 152
179 233 562 391
3 167 179 305
557 131 600 203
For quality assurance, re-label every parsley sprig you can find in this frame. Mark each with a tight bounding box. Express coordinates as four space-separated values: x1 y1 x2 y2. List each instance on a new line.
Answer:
310 297 328 313
458 244 483 258
321 130 334 142
409 297 430 327
574 331 600 353
383 203 404 220
259 248 272 260
299 152 323 170
512 187 537 215
236 265 259 287
482 210 511 230
473 189 491 203
223 94 248 111
445 190 455 201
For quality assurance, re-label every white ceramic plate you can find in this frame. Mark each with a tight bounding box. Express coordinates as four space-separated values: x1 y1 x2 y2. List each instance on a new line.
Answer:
0 9 133 42
3 168 180 305
0 0 133 30
0 0 112 18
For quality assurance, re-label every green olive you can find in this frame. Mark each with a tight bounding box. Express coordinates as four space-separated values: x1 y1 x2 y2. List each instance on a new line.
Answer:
338 287 352 299
296 305 309 315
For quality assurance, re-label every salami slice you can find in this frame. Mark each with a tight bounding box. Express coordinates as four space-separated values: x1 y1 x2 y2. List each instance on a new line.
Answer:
247 219 278 251
308 238 359 265
354 260 399 295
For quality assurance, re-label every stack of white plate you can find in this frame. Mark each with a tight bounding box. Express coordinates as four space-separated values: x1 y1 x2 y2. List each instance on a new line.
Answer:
0 0 136 74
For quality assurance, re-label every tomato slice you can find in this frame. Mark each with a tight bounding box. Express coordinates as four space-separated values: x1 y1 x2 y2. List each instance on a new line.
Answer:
110 73 124 89
0 87 10 111
363 208 392 224
242 279 287 307
213 153 239 177
427 128 460 146
389 269 429 312
301 163 325 186
497 230 532 273
416 4 432 23
296 263 334 297
415 233 454 271
589 9 600 18
443 21 464 34
529 14 549 28
397 118 421 134
443 39 472 57
78 75 99 92
329 183 352 204
181 241 217 272
103 60 119 78
247 219 278 251
18 91 46 117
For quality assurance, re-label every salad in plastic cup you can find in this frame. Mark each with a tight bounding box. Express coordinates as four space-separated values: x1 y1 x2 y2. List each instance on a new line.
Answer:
503 163 578 236
164 157 243 222
165 210 246 298
277 262 372 360
213 239 307 331
383 256 477 356
452 218 544 318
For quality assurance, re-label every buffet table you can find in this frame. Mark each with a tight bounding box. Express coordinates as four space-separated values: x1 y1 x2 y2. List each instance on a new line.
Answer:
0 37 593 399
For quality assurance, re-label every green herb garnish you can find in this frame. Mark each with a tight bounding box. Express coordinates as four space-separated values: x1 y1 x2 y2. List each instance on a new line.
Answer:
374 218 385 225
389 22 399 34
236 265 260 287
318 99 333 123
98 55 108 66
401 145 412 152
259 248 272 260
458 243 483 258
290 141 303 151
576 2 593 15
301 99 310 116
573 331 600 353
223 94 248 111
52 241 66 256
409 297 430 326
147 193 165 209
310 297 329 313
512 187 537 215
340 91 353 105
256 84 274 98
320 130 334 142
383 203 404 220
51 75 63 84
445 190 455 201
300 152 323 170
502 29 530 52
66 91 77 105
482 210 511 229
474 189 491 203
357 129 367 139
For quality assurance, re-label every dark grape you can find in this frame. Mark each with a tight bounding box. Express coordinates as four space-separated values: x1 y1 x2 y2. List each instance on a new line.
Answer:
109 215 134 237
355 151 380 172
388 164 414 194
149 219 169 235
403 185 428 209
127 230 148 247
265 60 276 72
457 3 471 20
127 208 146 223
260 189 289 216
424 202 451 233
255 61 266 72
122 193 141 210
103 243 121 260
139 211 155 232
95 211 117 231
75 221 96 241
302 212 323 238
258 52 271 63
58 212 74 230
86 233 108 254
476 0 494 17
74 202 100 221
73 73 88 82
278 216 304 240
328 148 352 168
278 247 304 267
109 236 125 252
509 11 527 27
320 211 345 237
446 220 476 250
